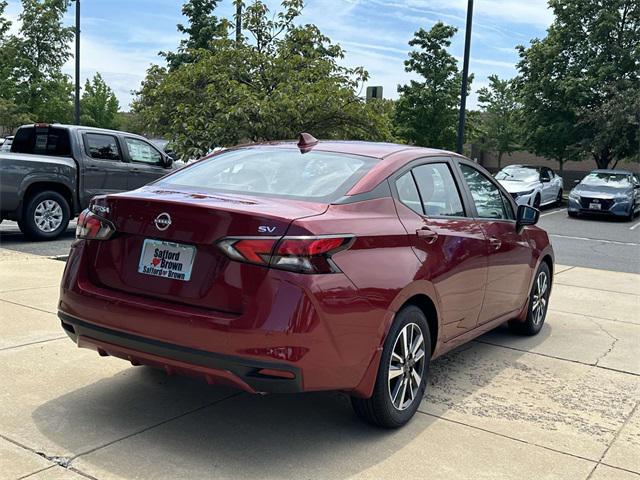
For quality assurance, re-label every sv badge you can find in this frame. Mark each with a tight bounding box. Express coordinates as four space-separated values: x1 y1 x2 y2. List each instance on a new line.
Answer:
258 226 277 233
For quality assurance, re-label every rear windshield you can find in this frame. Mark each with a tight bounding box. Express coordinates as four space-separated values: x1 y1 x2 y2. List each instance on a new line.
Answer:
11 126 71 157
156 147 377 202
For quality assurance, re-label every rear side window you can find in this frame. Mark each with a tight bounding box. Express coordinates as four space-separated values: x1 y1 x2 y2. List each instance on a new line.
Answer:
396 172 422 214
84 133 121 161
11 127 71 157
158 148 377 202
413 163 465 217
460 164 507 219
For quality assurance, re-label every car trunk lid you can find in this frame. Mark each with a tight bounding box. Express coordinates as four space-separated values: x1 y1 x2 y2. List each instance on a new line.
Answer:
88 186 327 313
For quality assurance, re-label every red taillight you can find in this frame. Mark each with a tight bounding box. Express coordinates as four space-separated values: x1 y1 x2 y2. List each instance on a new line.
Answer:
217 235 353 274
76 209 115 240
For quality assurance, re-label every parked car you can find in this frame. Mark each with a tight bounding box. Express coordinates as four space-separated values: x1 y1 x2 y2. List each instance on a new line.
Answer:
59 135 554 428
0 123 176 240
0 136 13 152
568 169 640 221
495 165 563 208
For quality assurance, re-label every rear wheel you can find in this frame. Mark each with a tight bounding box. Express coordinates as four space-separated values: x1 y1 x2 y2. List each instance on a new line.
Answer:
568 211 578 218
351 305 430 428
509 262 551 336
18 191 70 241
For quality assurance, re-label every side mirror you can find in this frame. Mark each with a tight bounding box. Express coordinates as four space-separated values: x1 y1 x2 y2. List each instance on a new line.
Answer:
516 204 539 231
573 179 580 185
162 154 174 168
541 176 550 183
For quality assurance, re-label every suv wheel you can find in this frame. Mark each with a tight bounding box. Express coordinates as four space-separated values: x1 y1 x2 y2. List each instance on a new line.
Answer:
351 305 430 428
509 262 551 336
19 191 70 241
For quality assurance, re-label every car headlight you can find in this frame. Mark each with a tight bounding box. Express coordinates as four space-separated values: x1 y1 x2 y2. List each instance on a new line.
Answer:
569 191 581 200
615 194 630 201
515 189 534 196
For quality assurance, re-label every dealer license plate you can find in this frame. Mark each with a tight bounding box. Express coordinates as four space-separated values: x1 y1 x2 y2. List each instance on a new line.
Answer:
589 203 601 210
138 239 196 281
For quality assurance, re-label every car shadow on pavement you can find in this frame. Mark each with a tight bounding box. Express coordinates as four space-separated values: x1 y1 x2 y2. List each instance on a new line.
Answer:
29 332 534 478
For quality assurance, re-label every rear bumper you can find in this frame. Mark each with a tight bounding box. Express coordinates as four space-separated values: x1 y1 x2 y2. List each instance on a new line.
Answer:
59 311 302 394
58 240 387 397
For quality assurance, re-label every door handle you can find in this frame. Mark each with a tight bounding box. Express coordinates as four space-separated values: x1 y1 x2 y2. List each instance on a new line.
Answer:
489 237 502 250
416 227 438 244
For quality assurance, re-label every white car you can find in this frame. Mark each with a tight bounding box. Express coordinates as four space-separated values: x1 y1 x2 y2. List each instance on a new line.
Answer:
495 165 563 208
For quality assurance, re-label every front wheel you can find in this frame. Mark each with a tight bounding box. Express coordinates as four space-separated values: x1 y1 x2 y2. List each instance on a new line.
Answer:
626 202 636 222
509 262 551 336
18 191 71 241
351 305 430 428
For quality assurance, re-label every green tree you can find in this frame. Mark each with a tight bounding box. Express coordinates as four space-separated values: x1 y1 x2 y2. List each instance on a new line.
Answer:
1 0 75 124
517 0 639 170
133 0 395 159
161 0 229 70
80 73 120 129
474 75 520 170
395 22 473 150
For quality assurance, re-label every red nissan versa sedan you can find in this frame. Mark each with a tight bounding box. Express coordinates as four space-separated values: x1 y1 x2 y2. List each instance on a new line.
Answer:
58 134 553 428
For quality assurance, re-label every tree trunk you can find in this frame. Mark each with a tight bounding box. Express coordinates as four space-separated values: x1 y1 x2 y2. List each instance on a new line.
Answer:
593 149 612 169
558 159 564 177
497 151 503 169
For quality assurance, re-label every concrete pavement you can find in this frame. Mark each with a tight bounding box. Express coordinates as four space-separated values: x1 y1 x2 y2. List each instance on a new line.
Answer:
0 251 638 479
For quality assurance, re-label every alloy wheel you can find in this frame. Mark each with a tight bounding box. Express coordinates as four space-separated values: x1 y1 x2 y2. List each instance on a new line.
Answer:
531 271 548 326
34 199 63 233
388 322 426 411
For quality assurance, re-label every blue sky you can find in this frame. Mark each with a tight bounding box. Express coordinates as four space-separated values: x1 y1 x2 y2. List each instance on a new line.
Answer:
5 0 552 111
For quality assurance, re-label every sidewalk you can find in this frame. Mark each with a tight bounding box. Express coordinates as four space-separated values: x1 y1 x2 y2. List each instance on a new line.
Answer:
0 250 638 480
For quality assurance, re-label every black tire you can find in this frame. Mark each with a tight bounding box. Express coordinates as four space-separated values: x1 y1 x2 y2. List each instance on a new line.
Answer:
626 202 635 222
509 262 551 336
18 190 70 241
568 211 578 218
555 190 563 207
351 305 431 428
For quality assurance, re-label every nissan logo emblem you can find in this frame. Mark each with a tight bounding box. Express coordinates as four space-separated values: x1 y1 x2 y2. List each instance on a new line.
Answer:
154 213 172 231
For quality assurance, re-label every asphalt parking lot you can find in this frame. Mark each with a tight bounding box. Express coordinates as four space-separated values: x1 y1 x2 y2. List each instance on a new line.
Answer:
2 204 639 272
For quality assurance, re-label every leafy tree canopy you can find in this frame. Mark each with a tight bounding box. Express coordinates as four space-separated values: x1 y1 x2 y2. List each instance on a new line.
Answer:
474 75 520 169
161 0 229 70
395 22 473 150
80 73 120 129
133 0 395 159
517 0 639 169
0 0 75 125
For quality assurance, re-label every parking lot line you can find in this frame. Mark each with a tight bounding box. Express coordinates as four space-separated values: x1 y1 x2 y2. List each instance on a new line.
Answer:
549 234 640 246
630 220 640 231
540 208 566 217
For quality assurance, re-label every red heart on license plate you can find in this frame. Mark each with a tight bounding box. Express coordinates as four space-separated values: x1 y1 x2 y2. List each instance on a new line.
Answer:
151 257 161 266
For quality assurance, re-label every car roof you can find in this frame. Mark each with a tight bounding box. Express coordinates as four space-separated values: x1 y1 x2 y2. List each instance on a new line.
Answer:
591 169 633 175
237 140 451 159
18 124 146 138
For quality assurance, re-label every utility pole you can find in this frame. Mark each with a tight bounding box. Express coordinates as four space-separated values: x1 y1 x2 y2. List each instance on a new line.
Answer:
235 1 242 43
456 0 473 154
74 0 81 125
